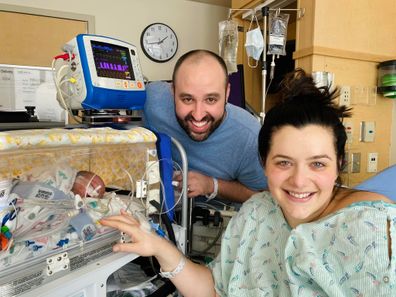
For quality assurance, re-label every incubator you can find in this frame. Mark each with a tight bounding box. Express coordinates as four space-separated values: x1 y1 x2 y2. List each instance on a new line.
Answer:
0 127 166 296
0 34 187 297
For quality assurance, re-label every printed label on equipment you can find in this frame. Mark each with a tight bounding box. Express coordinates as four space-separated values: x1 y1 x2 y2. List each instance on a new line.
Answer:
0 271 44 296
32 185 54 200
69 242 114 271
269 35 284 45
35 188 53 199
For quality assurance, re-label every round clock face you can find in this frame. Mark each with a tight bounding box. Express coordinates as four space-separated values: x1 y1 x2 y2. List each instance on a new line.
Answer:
140 23 178 63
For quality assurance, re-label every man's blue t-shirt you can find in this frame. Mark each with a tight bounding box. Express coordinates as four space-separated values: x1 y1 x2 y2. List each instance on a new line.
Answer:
143 81 267 191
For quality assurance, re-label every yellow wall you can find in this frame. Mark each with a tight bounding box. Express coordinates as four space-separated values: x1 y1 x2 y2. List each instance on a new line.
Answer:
0 11 88 67
233 0 396 185
295 0 396 186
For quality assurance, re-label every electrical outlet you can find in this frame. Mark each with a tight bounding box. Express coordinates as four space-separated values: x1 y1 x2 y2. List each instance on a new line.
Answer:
367 152 378 173
339 86 351 106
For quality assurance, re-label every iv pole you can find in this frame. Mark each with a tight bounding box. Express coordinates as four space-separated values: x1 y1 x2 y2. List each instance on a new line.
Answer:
259 6 304 123
229 6 304 124
260 6 269 124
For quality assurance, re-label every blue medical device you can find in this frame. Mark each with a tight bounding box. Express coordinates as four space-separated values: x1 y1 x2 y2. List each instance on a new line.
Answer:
59 34 146 110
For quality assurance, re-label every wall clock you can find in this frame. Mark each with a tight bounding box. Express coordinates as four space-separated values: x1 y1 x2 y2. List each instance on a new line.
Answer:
140 22 178 63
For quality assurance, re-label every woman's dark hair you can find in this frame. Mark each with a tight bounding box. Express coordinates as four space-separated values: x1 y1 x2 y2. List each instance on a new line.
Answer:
258 69 352 181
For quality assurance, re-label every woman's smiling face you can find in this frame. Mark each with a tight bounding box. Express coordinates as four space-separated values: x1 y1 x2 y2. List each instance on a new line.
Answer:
265 124 339 228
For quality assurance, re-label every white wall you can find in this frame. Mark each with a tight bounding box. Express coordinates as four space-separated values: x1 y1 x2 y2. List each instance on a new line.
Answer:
0 0 228 80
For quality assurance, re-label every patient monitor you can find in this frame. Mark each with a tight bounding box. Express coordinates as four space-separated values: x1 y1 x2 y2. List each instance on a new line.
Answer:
53 34 146 114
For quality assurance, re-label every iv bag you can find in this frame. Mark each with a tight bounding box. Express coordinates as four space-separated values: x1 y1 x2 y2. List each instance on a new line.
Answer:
219 19 238 74
268 12 290 56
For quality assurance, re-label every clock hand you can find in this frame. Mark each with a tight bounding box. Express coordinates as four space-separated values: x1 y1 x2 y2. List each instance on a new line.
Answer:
146 35 169 45
158 36 168 44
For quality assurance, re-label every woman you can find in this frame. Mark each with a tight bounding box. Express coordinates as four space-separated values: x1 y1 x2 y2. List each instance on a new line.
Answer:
100 69 395 296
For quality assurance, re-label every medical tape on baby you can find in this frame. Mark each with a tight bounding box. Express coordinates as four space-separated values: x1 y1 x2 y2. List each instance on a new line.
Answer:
86 174 100 197
87 184 101 197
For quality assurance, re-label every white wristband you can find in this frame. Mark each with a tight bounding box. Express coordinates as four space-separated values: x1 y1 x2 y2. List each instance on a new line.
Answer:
159 256 186 279
205 177 218 201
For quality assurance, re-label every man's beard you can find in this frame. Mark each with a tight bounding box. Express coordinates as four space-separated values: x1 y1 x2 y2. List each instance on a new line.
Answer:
177 112 224 142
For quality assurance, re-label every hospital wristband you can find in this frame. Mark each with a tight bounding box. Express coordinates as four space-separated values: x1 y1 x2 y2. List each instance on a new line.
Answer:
205 177 218 201
159 256 186 279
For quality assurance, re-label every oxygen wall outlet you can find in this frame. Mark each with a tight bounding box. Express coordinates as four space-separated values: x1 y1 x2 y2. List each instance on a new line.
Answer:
344 121 353 144
340 86 351 106
360 121 375 142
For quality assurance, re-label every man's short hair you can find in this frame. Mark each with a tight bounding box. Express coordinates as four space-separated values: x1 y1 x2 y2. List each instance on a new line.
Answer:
172 50 229 87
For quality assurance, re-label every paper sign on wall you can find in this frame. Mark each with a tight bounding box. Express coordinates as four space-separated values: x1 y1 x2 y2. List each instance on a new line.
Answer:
0 64 65 122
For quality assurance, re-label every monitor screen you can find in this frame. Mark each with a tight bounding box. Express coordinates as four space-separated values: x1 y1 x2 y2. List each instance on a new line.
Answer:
91 40 135 81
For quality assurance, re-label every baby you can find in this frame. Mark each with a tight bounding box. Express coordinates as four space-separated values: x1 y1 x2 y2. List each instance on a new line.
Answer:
11 165 106 201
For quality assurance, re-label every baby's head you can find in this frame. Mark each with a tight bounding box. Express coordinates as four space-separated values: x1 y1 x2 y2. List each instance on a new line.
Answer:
71 171 106 198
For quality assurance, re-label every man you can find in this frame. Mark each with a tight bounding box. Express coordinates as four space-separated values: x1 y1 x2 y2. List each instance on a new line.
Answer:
144 50 266 203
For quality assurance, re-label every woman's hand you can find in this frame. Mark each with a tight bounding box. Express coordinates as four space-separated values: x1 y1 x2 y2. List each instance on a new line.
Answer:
99 210 166 257
102 210 217 297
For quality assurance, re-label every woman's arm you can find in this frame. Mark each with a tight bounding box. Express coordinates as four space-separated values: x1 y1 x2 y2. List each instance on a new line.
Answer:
100 211 217 297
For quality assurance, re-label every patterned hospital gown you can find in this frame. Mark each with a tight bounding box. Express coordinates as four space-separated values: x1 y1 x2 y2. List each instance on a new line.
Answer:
209 191 396 296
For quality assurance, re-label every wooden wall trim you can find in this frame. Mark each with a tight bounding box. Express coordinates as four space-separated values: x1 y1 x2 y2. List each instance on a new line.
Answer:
188 0 231 8
293 46 396 63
